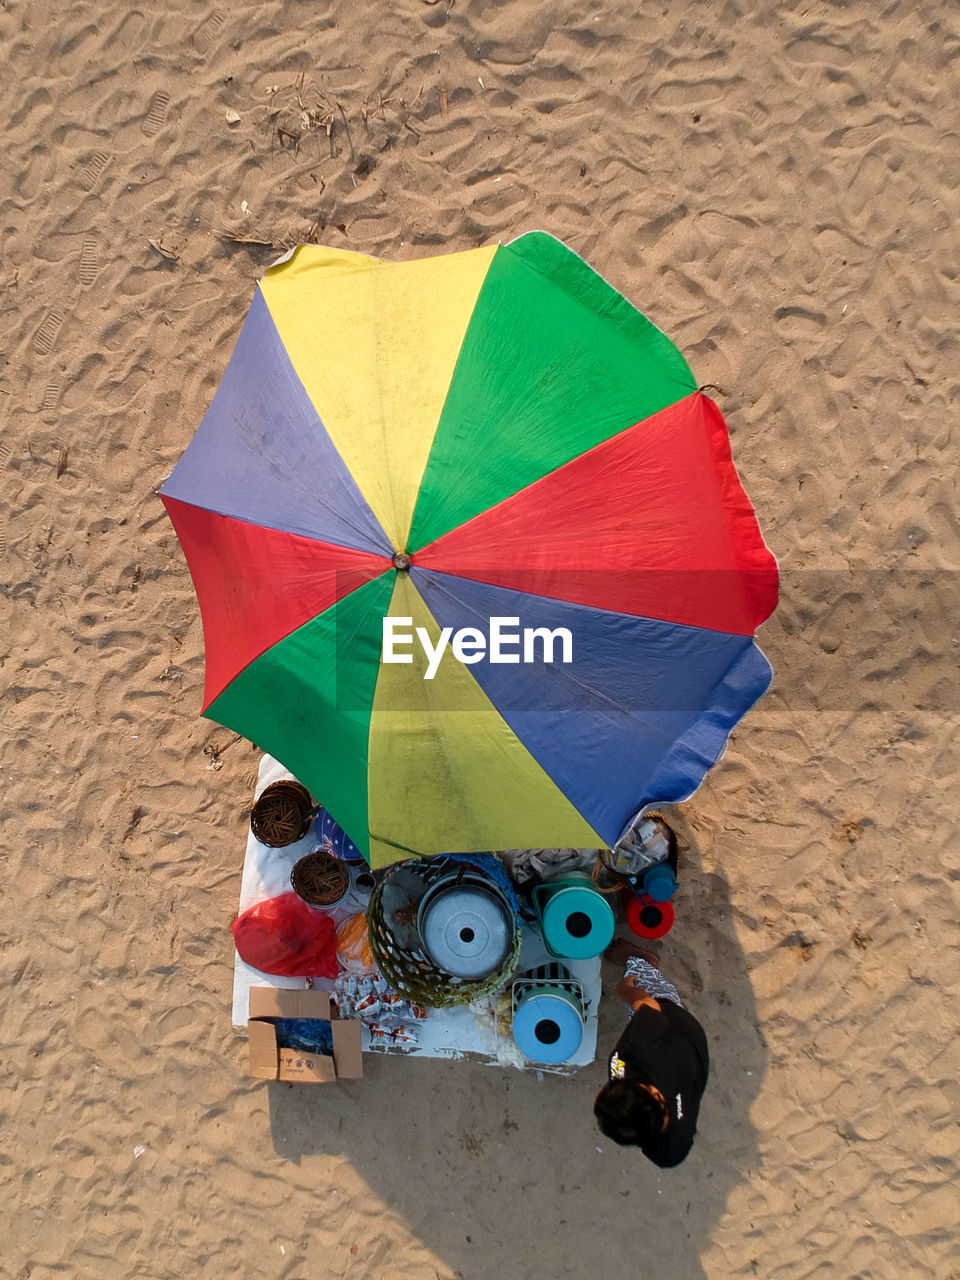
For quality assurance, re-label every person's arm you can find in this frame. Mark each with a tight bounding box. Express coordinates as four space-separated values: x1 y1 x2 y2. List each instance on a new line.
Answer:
616 972 662 1013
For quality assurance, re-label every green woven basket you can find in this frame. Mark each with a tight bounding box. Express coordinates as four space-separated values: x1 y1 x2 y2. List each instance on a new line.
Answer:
367 857 522 1008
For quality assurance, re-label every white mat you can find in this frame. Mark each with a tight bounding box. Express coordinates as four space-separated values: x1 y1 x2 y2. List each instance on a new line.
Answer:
232 755 599 1072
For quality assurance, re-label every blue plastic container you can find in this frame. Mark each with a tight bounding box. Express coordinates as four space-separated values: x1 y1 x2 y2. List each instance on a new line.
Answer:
512 963 584 1064
639 862 678 902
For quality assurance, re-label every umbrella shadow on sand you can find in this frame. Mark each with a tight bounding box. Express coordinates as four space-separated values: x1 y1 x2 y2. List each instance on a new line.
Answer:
264 825 766 1280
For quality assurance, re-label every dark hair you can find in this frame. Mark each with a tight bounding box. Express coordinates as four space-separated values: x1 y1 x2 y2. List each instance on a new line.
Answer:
594 1079 667 1149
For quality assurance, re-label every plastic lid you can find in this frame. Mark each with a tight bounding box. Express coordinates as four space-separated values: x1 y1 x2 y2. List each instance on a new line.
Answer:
513 991 583 1064
420 884 513 979
625 893 675 939
539 884 615 959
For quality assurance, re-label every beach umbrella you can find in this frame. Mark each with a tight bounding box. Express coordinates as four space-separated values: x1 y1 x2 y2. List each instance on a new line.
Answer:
160 233 778 868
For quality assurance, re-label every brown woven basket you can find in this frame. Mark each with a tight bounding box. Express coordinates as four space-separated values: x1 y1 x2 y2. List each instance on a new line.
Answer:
291 850 351 907
250 780 315 847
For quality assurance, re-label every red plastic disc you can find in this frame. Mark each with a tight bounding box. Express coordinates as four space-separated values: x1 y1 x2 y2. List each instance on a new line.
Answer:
625 891 675 939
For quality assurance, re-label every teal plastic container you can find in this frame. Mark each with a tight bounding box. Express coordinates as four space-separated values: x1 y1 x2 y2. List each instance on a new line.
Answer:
532 872 616 959
640 861 678 902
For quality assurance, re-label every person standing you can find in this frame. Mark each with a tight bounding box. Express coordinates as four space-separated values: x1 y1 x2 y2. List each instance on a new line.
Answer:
594 946 709 1167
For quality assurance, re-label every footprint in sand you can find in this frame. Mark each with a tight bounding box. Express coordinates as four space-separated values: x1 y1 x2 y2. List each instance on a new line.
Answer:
113 9 147 54
34 310 65 356
192 12 224 55
79 151 110 192
142 89 170 138
41 380 61 422
79 234 99 286
0 434 8 560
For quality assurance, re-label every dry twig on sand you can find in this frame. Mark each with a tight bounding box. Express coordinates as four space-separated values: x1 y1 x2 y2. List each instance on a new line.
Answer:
215 229 282 249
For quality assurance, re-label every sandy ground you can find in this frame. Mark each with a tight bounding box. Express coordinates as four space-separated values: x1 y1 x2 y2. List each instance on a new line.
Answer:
2 1 959 1277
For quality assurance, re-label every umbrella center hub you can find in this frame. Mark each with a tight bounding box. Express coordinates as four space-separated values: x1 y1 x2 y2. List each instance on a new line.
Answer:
392 552 412 571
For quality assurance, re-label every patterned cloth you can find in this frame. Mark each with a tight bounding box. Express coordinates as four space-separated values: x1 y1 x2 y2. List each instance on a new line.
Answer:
623 955 683 1010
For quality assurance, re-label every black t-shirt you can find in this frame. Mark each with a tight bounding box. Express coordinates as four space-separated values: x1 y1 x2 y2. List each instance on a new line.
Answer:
608 1001 709 1167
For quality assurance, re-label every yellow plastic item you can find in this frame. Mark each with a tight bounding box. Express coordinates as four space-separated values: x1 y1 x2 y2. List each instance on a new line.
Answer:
336 912 376 974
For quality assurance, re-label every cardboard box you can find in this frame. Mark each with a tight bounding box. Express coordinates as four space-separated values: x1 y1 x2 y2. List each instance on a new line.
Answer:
247 987 363 1083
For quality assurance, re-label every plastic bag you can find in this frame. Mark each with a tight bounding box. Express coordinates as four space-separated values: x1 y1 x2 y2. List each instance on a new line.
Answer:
603 815 675 878
336 912 376 975
231 892 338 978
334 974 426 1049
267 1017 334 1055
500 847 597 886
